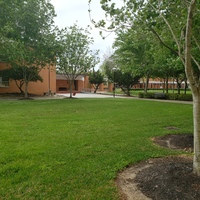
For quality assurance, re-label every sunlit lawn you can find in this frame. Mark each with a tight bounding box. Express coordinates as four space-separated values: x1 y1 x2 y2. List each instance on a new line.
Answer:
0 98 193 199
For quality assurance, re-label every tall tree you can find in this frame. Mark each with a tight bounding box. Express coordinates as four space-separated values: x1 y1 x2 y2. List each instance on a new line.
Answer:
113 27 154 93
0 0 57 98
56 24 99 98
89 0 200 175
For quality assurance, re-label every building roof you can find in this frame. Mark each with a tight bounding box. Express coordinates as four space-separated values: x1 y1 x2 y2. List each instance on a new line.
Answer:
56 74 85 81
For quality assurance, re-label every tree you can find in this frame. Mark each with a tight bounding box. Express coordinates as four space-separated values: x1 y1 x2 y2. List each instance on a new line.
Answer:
113 27 154 93
99 47 114 75
56 24 99 98
107 69 140 96
89 0 200 175
0 66 43 95
152 47 178 93
89 70 104 93
0 0 57 98
0 0 18 61
185 0 200 175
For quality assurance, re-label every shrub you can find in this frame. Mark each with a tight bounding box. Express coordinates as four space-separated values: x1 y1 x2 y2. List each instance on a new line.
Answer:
154 93 166 99
143 92 154 99
138 92 144 98
165 93 192 101
139 92 165 99
177 94 193 101
139 92 193 101
165 93 179 100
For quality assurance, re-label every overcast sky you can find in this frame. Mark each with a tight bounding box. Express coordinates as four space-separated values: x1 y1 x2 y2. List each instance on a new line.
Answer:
50 0 116 66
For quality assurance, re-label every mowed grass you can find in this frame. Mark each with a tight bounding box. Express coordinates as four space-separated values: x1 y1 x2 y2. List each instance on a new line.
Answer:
0 98 193 199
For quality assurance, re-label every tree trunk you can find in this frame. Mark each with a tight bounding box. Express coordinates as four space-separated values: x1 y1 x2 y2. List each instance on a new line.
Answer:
162 78 165 93
127 88 131 96
175 77 181 94
24 81 29 98
93 84 99 93
69 79 73 98
172 76 175 94
166 76 169 94
185 0 199 175
184 79 188 94
193 94 200 175
15 80 24 95
144 74 149 93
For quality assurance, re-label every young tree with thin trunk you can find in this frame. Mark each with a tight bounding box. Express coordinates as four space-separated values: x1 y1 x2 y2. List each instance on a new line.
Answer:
0 66 43 95
56 24 99 98
89 70 104 93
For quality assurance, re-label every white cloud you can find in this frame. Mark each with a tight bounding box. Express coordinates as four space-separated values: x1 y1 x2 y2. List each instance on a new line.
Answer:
50 0 116 67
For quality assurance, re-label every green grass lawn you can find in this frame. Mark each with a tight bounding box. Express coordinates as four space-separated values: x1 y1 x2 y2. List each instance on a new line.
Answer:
0 98 193 199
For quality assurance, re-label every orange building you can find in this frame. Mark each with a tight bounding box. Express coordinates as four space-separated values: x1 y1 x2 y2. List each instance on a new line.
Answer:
56 74 108 93
0 62 56 96
0 63 187 96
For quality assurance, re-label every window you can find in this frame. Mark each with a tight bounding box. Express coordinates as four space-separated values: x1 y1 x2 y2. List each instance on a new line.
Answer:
0 76 9 87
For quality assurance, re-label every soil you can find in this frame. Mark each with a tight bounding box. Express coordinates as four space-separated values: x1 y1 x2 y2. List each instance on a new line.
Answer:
115 134 200 200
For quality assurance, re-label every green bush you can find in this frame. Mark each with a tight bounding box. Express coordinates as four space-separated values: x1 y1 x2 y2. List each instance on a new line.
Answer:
138 92 144 98
139 92 166 99
177 94 193 101
165 93 179 100
143 92 154 99
165 93 192 101
139 92 193 101
154 92 166 99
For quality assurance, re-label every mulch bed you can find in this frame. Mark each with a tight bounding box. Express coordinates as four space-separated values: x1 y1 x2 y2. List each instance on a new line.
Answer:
134 134 200 200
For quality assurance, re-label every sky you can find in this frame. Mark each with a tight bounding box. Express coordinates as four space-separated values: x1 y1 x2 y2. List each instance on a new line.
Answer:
50 0 116 66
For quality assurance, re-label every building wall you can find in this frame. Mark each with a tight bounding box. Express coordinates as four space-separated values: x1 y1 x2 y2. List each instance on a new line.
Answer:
0 62 56 96
56 79 85 93
56 75 108 93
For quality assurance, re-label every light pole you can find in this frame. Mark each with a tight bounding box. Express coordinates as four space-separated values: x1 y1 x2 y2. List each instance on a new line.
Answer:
113 67 116 97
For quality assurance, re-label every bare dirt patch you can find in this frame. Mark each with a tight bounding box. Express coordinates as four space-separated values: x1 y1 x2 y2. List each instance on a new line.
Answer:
115 134 200 200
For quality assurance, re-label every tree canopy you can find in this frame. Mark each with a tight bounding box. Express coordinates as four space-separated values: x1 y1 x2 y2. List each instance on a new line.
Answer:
89 70 104 93
89 0 200 175
0 0 57 98
56 24 99 98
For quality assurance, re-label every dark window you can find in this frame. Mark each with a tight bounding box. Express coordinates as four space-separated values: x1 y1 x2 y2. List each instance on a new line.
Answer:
0 76 9 87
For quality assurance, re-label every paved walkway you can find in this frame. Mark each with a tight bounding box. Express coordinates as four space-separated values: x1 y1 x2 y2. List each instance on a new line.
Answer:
57 93 192 104
0 93 193 104
56 93 122 99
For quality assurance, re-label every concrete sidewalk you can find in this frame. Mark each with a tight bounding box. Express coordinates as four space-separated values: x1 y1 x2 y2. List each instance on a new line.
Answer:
56 93 123 98
56 93 192 104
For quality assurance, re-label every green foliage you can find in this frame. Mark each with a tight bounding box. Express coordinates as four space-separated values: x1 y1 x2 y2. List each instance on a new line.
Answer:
165 93 193 101
90 0 200 172
0 98 193 199
143 92 155 99
89 0 200 89
0 0 57 98
139 92 193 101
107 69 140 96
0 66 43 94
113 26 154 75
88 70 104 93
138 92 144 98
56 24 99 97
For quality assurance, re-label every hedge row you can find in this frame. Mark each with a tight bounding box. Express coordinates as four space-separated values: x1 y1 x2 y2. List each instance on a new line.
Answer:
138 92 193 101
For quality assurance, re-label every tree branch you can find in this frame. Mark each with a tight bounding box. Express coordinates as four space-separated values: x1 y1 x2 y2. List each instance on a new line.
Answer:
148 26 179 56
